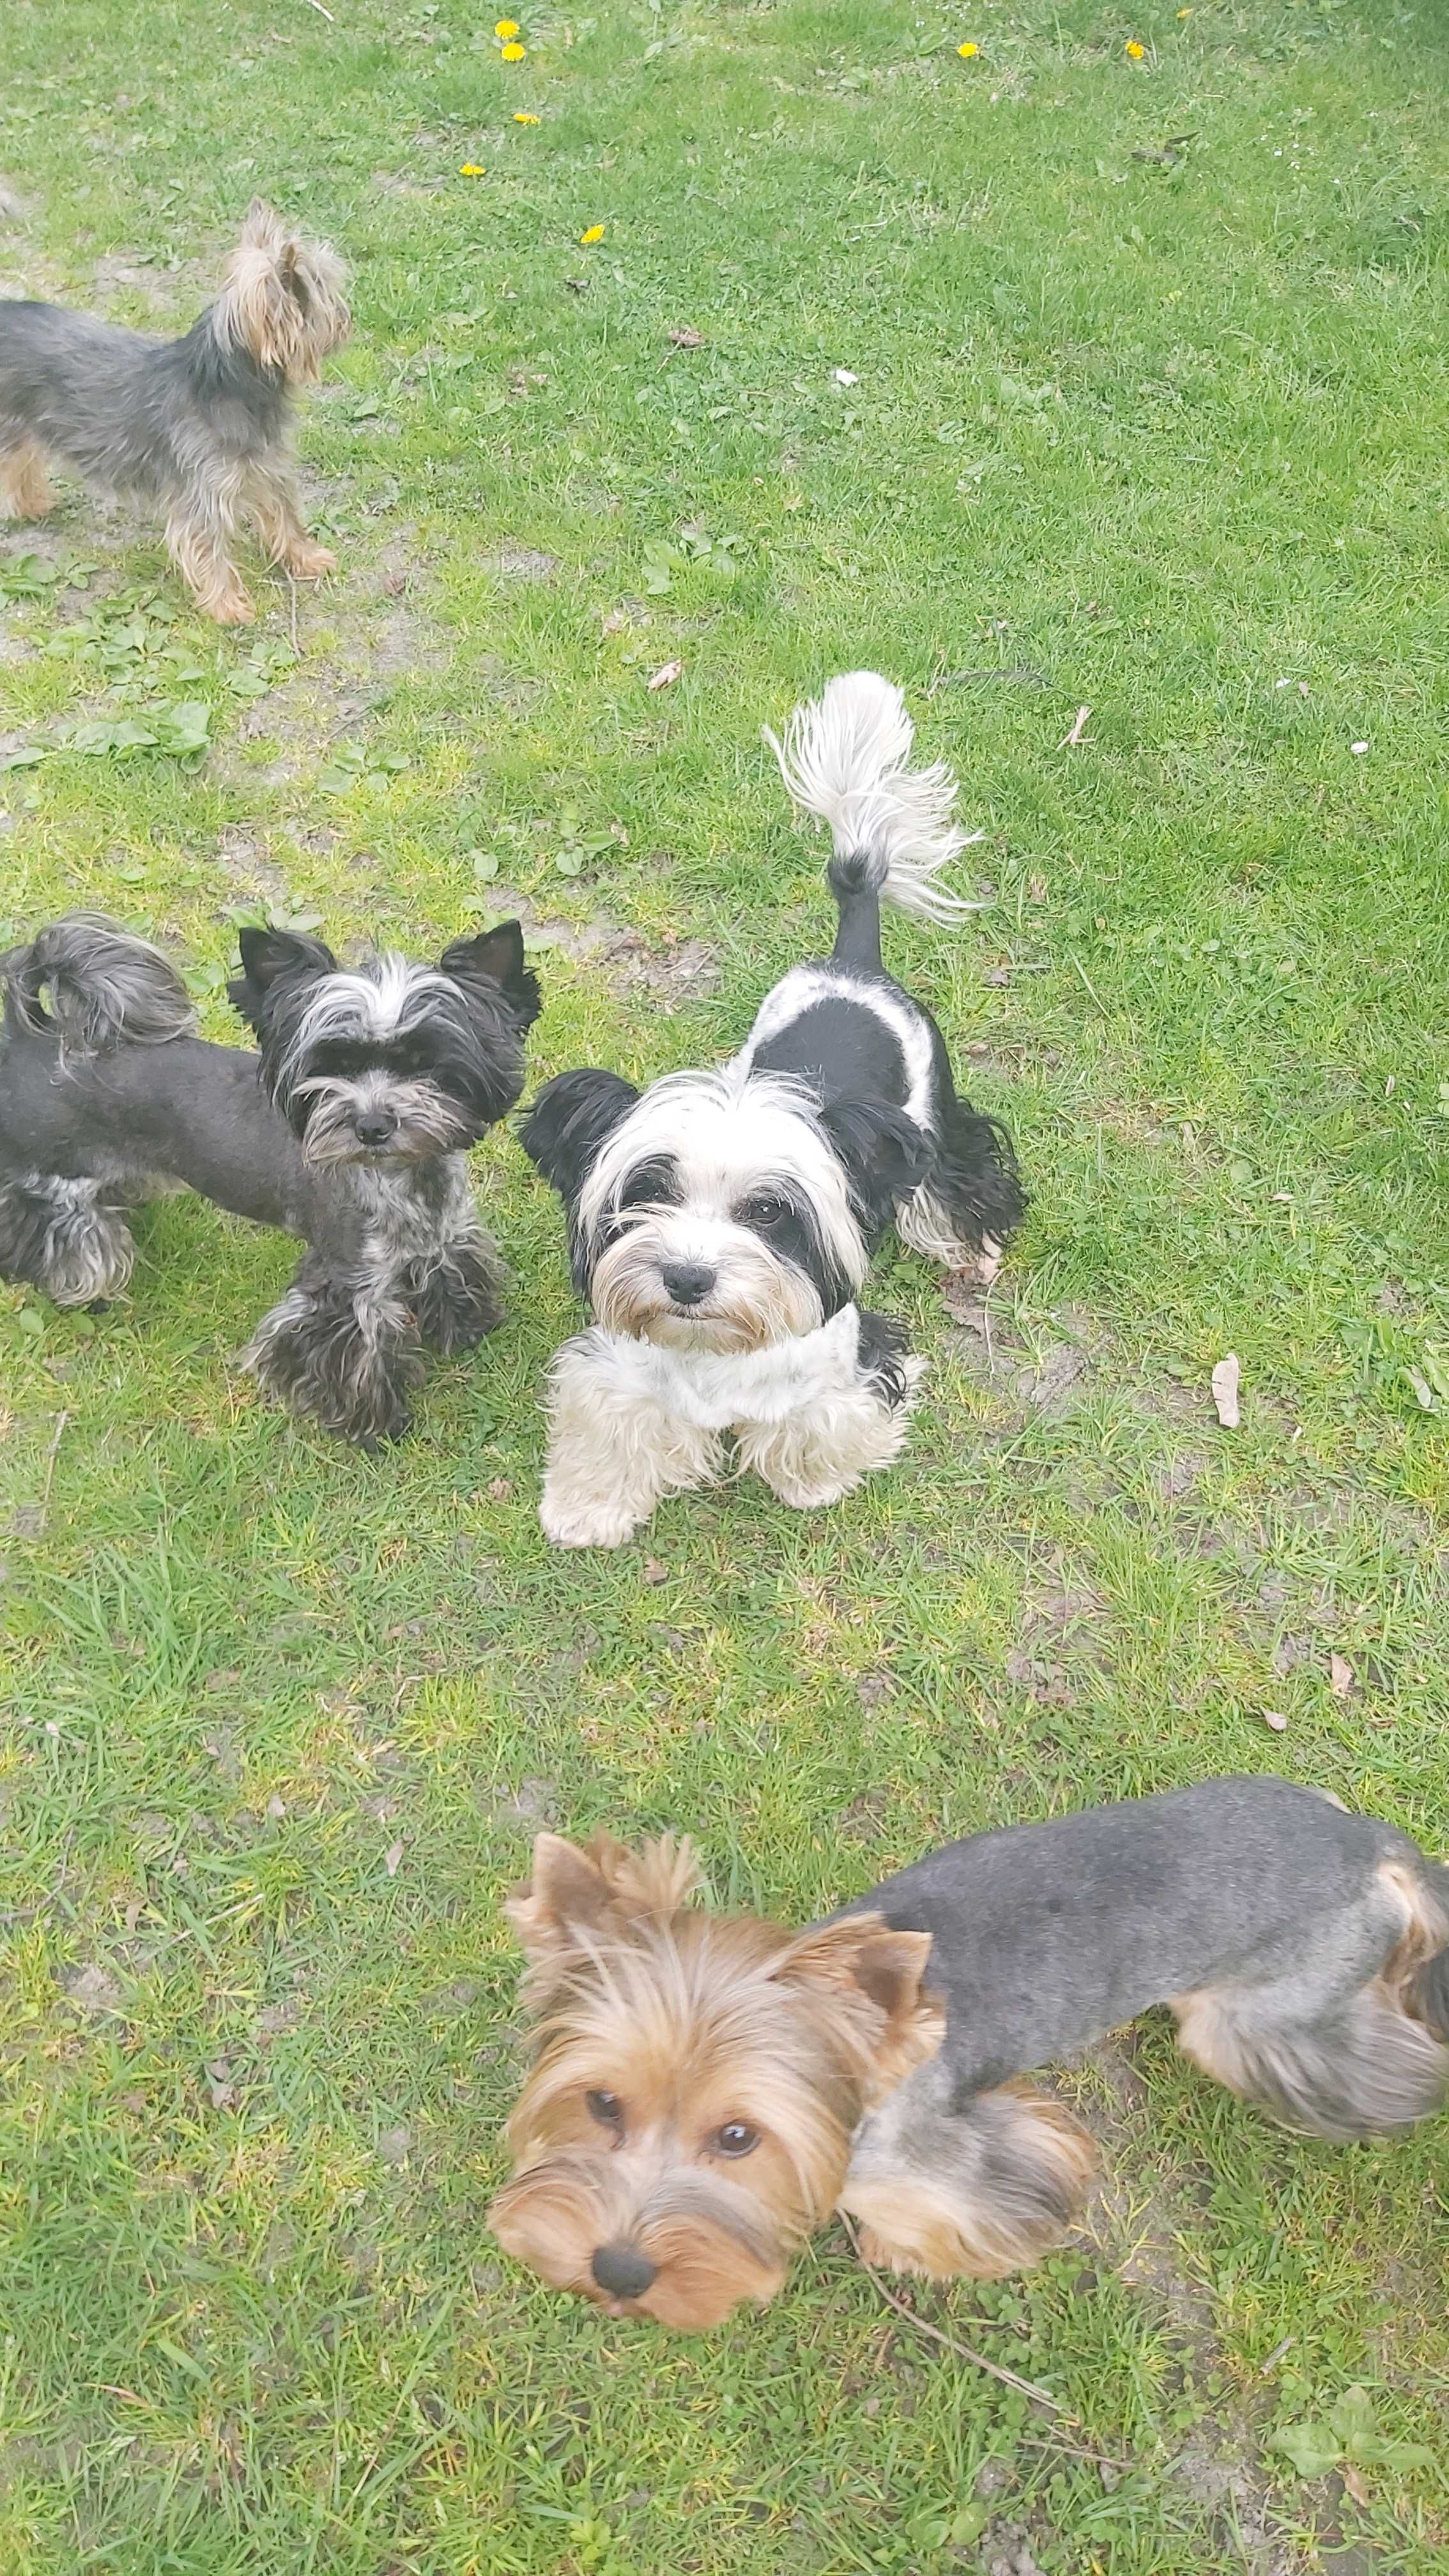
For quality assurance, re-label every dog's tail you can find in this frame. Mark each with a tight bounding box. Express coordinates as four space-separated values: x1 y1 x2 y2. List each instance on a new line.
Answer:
2 916 195 1057
764 671 979 967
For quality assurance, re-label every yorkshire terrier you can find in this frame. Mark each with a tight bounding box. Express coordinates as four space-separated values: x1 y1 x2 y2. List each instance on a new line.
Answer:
0 201 348 622
520 671 1025 1548
489 1778 1449 2331
0 912 540 1443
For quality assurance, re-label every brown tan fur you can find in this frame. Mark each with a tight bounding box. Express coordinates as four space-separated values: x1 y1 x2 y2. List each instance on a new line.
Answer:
489 1833 943 2331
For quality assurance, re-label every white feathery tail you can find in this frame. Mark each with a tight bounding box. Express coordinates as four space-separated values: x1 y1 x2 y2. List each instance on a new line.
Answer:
763 670 983 924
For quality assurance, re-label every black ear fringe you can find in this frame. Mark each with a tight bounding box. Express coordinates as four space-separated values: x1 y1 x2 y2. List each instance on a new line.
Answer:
519 1068 641 1206
229 926 337 1034
440 921 543 1031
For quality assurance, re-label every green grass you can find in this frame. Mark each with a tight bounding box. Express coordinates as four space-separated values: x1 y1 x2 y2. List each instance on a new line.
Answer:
3 3 1448 2568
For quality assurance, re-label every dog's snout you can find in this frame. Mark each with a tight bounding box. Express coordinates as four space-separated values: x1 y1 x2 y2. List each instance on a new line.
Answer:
590 2241 658 2301
354 1107 398 1147
661 1262 716 1308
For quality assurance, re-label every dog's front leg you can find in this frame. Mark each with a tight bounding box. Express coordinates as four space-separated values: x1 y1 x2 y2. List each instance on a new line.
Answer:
245 461 337 581
735 1310 926 1509
241 1258 424 1444
539 1328 722 1547
406 1224 507 1356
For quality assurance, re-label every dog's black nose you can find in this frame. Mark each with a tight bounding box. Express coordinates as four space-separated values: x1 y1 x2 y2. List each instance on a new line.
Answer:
590 2242 657 2301
661 1262 715 1308
354 1108 398 1146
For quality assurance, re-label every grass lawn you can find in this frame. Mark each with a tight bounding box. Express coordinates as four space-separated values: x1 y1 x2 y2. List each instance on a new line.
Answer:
3 1 1448 2568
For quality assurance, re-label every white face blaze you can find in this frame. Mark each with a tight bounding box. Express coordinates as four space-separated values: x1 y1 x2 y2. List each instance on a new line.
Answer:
576 1071 869 1353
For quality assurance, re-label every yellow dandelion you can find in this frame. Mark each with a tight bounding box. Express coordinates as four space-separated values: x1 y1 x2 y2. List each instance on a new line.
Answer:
513 111 541 124
501 40 526 59
1177 6 1192 15
494 18 519 34
958 40 978 57
579 224 605 245
1125 38 1146 57
459 164 486 177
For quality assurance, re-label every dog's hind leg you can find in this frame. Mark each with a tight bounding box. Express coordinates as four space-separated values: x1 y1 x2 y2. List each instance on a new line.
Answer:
0 1172 134 1305
896 1067 1026 1288
0 440 56 520
165 472 252 624
243 460 336 581
1173 1859 1449 2140
840 2058 1098 2280
241 1257 424 1444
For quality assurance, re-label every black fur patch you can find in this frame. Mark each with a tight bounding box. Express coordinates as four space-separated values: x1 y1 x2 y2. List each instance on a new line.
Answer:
856 1309 912 1410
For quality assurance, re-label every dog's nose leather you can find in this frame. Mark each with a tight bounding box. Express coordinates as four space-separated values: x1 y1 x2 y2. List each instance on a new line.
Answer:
590 2241 657 2300
355 1111 397 1145
661 1262 715 1307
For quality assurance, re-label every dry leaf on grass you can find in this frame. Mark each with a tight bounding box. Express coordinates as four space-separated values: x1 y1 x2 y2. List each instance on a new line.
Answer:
1262 1708 1290 1733
1329 1653 1354 1698
1211 1353 1240 1427
384 1838 404 1876
647 659 684 690
668 326 703 349
643 1557 670 1586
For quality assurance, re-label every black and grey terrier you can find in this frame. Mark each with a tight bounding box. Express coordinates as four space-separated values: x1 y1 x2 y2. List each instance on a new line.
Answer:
521 671 1026 1547
0 201 348 622
491 1778 1449 2330
0 912 540 1442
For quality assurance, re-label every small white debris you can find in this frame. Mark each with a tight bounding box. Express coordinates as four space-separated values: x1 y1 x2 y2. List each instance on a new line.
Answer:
647 659 684 691
832 367 859 387
1059 705 1092 749
1262 1709 1290 1733
1328 1653 1354 1698
1351 740 1368 755
1211 1353 1241 1428
384 1838 404 1876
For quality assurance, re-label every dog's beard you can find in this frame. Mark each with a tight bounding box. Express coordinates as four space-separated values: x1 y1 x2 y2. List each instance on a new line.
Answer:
289 1074 470 1168
588 1220 824 1354
489 2154 792 2331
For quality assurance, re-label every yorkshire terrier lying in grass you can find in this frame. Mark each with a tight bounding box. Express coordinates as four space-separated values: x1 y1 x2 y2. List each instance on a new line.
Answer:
0 201 348 621
490 1779 1449 2331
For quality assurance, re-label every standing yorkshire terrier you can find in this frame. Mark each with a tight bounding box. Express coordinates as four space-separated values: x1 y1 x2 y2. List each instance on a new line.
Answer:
521 672 1025 1547
489 1780 1449 2331
0 912 540 1443
0 201 348 622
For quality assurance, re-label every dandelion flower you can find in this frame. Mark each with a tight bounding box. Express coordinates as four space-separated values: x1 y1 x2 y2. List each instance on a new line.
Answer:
494 18 519 34
579 224 605 245
459 164 486 177
513 111 541 123
958 40 978 56
501 40 526 59
1125 38 1146 57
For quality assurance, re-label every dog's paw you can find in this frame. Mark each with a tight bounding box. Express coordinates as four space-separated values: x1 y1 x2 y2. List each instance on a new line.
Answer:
284 541 336 579
540 1494 645 1549
853 2225 933 2278
207 589 256 625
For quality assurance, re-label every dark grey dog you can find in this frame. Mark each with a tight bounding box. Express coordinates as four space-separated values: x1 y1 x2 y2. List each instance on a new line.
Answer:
0 203 348 621
0 914 540 1442
839 1775 1449 2278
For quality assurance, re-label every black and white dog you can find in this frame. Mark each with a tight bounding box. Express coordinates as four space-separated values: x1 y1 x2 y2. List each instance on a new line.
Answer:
521 672 1025 1546
0 912 540 1442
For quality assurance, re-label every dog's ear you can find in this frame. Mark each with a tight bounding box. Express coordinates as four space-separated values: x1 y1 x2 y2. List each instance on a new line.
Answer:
240 198 284 250
227 925 338 1031
770 1914 944 2096
508 1831 700 1961
439 921 542 1029
519 1069 641 1205
820 1098 931 1241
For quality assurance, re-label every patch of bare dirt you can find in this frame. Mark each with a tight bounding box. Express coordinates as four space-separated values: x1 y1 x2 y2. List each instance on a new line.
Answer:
479 543 560 582
211 825 290 910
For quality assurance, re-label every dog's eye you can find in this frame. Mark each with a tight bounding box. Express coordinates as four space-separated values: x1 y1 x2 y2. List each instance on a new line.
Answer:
739 1193 790 1229
709 2120 759 2159
585 2089 624 2129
